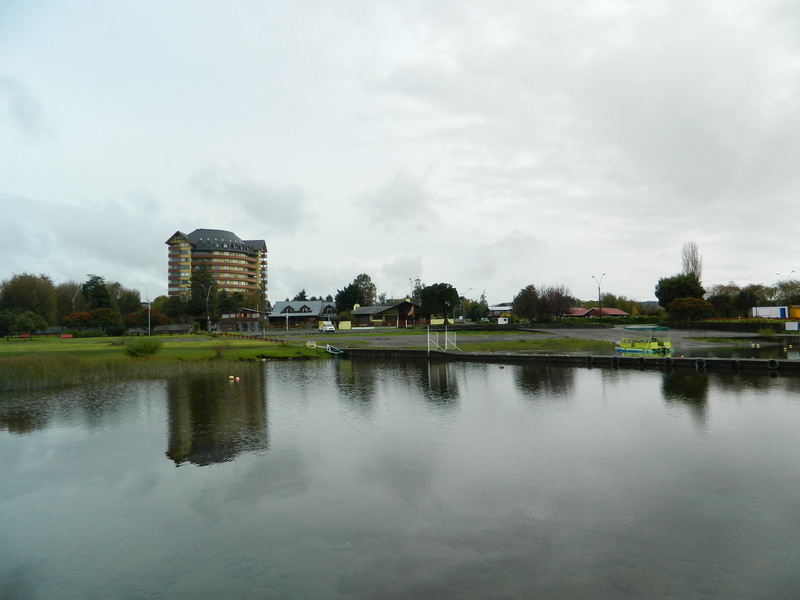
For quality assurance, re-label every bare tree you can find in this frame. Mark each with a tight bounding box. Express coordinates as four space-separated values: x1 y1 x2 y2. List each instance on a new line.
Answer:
681 242 703 280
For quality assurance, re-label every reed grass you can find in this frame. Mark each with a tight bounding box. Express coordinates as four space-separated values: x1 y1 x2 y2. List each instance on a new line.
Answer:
0 336 329 392
0 355 255 393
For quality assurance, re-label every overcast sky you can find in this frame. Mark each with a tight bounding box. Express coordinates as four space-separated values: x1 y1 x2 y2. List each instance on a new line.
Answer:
2 0 799 305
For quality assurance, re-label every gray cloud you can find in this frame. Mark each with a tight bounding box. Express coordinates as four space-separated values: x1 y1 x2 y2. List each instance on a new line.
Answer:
0 77 54 139
356 170 440 230
189 166 314 235
3 1 800 302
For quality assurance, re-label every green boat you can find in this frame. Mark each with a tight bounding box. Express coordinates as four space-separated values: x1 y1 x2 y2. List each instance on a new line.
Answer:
325 344 344 357
616 326 673 356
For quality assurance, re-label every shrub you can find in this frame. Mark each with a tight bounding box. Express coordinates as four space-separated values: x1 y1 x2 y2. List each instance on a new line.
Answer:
124 338 163 357
107 324 126 337
667 297 716 321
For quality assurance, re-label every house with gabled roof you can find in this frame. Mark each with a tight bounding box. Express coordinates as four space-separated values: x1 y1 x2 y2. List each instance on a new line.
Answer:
351 300 423 327
268 300 336 327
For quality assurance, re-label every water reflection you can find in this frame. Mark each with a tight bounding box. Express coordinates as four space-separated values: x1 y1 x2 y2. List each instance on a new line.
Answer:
334 359 380 403
7 361 800 599
0 563 37 600
0 384 144 434
334 359 461 404
165 368 268 466
514 363 576 398
693 344 793 359
661 372 710 425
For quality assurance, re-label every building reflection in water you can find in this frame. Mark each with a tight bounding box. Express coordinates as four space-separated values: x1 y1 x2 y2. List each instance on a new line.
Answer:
333 359 460 404
166 368 268 466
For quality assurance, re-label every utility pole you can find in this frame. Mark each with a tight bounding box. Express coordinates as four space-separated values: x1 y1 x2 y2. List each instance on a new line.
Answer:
592 274 605 317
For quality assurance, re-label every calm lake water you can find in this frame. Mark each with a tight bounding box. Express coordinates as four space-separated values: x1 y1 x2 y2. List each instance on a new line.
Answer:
3 359 800 600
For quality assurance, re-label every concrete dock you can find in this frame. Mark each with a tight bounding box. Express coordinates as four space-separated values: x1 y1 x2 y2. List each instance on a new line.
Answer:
342 348 800 373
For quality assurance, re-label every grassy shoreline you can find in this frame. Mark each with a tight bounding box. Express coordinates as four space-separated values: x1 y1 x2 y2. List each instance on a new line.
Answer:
0 335 328 393
1 331 618 393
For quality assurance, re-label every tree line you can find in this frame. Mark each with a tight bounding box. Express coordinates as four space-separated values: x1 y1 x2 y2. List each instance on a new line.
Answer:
4 242 788 337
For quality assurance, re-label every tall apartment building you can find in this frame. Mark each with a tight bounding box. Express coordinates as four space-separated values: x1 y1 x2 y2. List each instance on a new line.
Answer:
165 229 268 302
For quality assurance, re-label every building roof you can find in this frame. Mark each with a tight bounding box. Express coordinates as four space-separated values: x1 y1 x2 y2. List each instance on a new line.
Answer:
487 304 514 314
269 300 335 317
165 229 267 253
351 301 418 316
567 307 630 317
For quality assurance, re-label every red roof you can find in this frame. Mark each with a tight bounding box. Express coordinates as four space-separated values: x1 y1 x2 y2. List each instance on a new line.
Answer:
566 307 630 317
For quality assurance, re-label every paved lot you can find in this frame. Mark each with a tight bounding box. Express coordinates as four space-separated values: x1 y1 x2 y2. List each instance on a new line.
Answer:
299 325 761 354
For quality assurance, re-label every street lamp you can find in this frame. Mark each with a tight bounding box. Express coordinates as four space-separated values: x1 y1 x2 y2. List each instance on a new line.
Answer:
462 287 473 320
592 274 605 317
71 287 82 313
139 284 151 336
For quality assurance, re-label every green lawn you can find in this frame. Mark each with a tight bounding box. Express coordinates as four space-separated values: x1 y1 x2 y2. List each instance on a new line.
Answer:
430 337 615 354
0 335 323 360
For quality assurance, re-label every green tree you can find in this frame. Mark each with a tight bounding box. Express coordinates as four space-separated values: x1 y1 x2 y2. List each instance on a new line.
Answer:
654 273 705 309
125 307 167 330
772 279 800 306
353 274 377 307
12 311 48 337
335 282 364 314
82 275 114 310
159 295 187 321
0 309 15 338
706 283 741 318
292 289 308 301
513 285 539 322
419 283 459 318
89 308 121 331
219 290 250 314
465 301 486 322
0 273 57 324
736 284 770 317
188 264 218 328
668 297 716 321
111 284 141 317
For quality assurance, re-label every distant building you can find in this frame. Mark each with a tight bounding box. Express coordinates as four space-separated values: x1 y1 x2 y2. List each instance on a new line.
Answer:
351 300 422 327
218 308 269 333
268 300 337 327
566 307 630 317
487 303 514 318
165 229 268 302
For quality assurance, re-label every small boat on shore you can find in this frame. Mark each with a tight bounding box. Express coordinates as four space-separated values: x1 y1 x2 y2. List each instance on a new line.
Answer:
326 344 344 357
616 326 673 356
